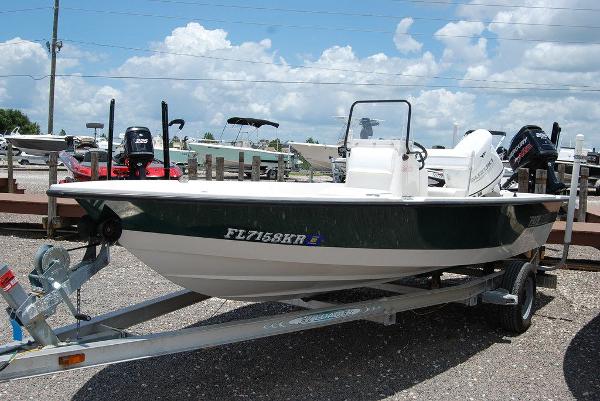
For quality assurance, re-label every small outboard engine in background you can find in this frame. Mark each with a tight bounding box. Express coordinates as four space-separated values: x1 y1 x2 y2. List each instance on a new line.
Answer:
123 126 154 179
505 125 565 194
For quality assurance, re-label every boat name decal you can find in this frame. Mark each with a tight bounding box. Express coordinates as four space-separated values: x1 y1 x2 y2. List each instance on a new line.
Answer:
224 228 323 246
288 308 362 325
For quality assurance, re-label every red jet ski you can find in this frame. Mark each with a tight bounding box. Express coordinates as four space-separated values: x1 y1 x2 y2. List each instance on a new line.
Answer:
59 126 183 182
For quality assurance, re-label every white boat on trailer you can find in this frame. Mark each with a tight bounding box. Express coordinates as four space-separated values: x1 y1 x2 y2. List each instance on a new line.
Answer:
0 99 584 381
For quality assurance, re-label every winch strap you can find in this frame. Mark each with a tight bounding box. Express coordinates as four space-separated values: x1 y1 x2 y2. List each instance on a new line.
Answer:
10 318 22 342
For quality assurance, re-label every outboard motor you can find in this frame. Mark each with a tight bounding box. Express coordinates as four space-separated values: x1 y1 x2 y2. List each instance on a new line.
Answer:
123 126 154 179
506 125 565 194
358 118 379 139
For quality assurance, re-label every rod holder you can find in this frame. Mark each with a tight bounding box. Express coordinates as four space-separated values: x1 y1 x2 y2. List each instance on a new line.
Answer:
107 99 115 180
161 101 171 180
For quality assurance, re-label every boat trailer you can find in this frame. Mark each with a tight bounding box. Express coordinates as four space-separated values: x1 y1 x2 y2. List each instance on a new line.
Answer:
0 136 585 382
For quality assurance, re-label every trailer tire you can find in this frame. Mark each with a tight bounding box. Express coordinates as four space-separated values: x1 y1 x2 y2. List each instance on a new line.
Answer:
267 169 277 180
499 260 536 334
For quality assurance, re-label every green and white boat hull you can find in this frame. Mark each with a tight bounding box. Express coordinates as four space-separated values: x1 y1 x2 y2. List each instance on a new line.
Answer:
48 180 565 301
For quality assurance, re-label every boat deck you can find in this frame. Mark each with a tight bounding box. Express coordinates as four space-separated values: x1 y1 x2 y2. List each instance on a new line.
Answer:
47 180 568 204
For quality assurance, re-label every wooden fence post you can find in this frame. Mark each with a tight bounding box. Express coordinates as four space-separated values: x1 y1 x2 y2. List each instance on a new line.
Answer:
47 152 58 238
205 154 212 181
7 143 14 193
216 157 224 181
578 166 589 222
251 156 260 181
557 163 566 184
277 154 285 182
238 151 244 181
90 151 99 181
535 169 547 194
517 168 529 193
309 167 314 183
188 155 198 180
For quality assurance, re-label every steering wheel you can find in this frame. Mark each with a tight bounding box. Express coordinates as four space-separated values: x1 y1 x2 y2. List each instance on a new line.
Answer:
412 141 428 170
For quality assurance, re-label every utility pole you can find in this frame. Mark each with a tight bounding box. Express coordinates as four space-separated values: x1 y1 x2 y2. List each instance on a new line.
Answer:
47 0 60 135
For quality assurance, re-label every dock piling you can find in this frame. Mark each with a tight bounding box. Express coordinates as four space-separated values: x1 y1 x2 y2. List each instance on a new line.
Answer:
90 151 99 181
251 156 260 181
579 167 589 222
517 168 529 193
238 152 244 181
557 163 566 184
216 157 224 181
47 152 58 238
277 154 284 182
188 155 198 180
6 143 14 193
205 154 212 181
535 169 547 194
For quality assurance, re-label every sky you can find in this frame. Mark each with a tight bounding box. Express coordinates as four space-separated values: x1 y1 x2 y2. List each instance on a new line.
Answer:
0 0 599 148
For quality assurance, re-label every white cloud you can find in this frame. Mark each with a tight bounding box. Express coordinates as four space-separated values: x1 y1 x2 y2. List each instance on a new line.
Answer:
1 17 599 146
435 21 488 65
523 43 600 72
393 18 423 54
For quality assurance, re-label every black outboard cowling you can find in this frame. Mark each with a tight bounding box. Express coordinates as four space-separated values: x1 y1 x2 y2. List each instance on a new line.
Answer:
506 125 565 194
124 126 154 179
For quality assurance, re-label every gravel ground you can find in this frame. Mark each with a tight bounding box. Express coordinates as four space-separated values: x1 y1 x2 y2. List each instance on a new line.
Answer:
0 169 598 401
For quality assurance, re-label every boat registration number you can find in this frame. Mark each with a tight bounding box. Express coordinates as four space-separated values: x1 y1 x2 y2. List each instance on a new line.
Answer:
224 228 322 246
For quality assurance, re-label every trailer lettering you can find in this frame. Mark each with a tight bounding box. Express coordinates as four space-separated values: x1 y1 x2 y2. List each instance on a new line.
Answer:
271 233 283 243
246 230 259 241
235 230 247 240
261 232 273 242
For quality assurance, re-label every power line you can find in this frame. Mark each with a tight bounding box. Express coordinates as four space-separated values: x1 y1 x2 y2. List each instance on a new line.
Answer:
62 38 597 89
0 39 46 47
142 0 600 29
390 0 600 12
0 7 52 15
2 72 600 92
61 7 600 46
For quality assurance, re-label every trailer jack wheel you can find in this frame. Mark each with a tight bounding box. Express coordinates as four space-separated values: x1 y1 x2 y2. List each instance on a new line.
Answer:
498 260 536 334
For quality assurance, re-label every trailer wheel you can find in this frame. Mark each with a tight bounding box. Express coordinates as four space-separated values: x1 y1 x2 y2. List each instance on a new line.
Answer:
267 169 277 180
499 260 536 334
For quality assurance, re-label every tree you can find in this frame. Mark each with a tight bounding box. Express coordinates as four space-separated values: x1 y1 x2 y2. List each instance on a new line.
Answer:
306 137 319 144
203 132 215 140
268 138 282 151
0 109 41 134
169 135 180 147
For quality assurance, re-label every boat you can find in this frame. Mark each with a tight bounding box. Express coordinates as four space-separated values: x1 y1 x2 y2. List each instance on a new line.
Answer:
187 117 297 179
48 99 567 301
288 141 339 171
5 127 68 156
152 135 196 166
5 127 96 157
59 126 183 181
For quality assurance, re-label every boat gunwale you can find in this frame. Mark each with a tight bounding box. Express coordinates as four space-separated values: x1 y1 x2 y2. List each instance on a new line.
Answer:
47 187 569 206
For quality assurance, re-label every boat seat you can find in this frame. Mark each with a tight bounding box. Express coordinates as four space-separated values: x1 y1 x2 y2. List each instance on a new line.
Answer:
345 146 396 191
